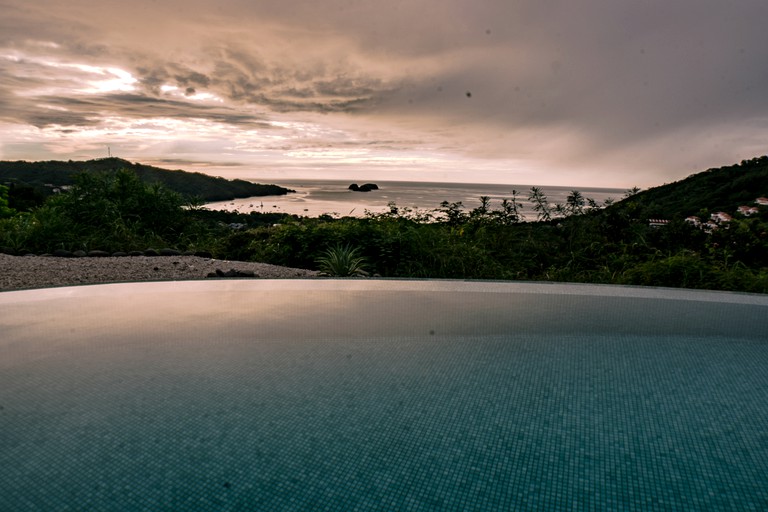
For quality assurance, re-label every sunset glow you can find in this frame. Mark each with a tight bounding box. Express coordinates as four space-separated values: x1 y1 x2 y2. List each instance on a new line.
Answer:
2 1 767 186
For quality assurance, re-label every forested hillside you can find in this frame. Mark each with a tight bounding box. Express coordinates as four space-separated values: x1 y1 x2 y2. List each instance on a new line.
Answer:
0 158 292 202
609 156 768 219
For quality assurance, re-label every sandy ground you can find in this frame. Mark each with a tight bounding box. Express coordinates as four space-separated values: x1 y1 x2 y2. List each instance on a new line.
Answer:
0 253 319 291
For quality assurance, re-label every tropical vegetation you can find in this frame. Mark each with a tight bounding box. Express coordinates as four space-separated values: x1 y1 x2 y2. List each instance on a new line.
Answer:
1 157 767 293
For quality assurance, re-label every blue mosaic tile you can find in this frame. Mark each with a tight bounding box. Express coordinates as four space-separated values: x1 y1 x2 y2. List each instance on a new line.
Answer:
2 323 768 509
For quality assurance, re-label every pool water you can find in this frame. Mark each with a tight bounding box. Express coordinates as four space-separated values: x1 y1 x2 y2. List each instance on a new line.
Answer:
1 281 767 510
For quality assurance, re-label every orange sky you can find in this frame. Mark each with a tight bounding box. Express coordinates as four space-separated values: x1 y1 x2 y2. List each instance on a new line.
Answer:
1 0 767 187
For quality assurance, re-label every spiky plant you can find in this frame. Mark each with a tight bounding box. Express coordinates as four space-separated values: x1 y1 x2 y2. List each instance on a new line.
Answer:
316 244 368 277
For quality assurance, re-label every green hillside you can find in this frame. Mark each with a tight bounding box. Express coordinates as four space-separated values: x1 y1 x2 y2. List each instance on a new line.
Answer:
610 156 768 219
0 158 292 202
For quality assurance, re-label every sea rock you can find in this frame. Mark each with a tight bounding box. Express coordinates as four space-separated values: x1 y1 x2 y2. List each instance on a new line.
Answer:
348 183 379 192
73 250 87 258
144 248 160 257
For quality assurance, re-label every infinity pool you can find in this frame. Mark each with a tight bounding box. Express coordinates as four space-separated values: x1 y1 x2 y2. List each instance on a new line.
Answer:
1 281 767 510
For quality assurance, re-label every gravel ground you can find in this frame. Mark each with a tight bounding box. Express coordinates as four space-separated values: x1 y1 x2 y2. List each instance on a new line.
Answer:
0 254 320 291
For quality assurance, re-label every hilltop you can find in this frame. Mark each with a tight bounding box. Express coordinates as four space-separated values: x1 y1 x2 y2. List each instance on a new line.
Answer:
608 156 768 219
0 158 292 202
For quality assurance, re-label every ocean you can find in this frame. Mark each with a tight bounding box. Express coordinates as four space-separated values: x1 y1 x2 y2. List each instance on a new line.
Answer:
205 179 626 219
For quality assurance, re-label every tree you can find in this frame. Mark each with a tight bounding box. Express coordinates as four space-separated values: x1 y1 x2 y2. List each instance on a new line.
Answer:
528 186 552 221
492 191 523 225
566 190 585 216
0 184 15 219
469 196 492 224
438 200 467 226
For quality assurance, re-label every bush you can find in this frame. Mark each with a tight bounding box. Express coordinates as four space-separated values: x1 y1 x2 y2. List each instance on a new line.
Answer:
316 244 369 276
0 169 204 253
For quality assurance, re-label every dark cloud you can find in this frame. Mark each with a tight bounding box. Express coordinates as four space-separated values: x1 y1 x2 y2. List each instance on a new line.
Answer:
2 0 768 184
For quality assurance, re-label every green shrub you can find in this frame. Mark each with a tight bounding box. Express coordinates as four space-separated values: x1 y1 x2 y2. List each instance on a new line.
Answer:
316 244 368 277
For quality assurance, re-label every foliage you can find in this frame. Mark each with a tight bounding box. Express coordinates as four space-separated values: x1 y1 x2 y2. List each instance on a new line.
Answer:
528 186 552 221
0 169 212 253
609 155 768 219
316 244 369 277
2 156 767 294
0 184 15 219
0 158 293 202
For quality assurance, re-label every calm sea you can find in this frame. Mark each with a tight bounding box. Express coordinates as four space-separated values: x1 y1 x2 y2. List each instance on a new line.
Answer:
205 179 625 219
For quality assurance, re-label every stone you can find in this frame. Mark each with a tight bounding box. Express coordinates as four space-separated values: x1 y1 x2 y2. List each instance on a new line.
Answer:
194 251 213 259
349 183 379 192
87 250 111 257
73 250 87 257
214 268 256 278
128 251 144 256
144 248 159 256
112 252 128 257
159 248 181 256
52 249 74 258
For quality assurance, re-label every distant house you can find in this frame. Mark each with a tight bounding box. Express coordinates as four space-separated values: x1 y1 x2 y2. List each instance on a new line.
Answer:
710 212 732 223
756 197 768 206
685 216 701 227
648 219 669 228
737 206 759 216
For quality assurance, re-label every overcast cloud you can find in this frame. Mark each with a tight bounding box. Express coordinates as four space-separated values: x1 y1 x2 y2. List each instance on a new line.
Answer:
1 0 766 186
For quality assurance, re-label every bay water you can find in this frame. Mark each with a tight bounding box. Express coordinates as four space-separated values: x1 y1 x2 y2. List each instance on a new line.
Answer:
205 179 625 219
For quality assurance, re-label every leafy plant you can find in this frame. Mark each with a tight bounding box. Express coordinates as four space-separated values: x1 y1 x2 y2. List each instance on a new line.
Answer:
316 244 369 277
0 184 15 219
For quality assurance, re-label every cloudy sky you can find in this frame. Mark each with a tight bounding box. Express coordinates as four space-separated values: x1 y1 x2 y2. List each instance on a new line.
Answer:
1 0 766 187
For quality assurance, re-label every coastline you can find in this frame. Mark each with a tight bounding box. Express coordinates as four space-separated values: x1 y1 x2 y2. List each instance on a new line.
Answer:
0 254 319 292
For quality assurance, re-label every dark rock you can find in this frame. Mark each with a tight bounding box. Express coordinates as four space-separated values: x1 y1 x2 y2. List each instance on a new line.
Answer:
349 183 379 192
88 250 111 257
144 248 159 256
214 268 256 278
159 248 181 256
112 252 128 257
0 247 15 255
53 249 74 258
23 253 36 257
128 251 144 256
194 251 213 259
182 251 196 256
206 272 218 278
73 250 87 258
